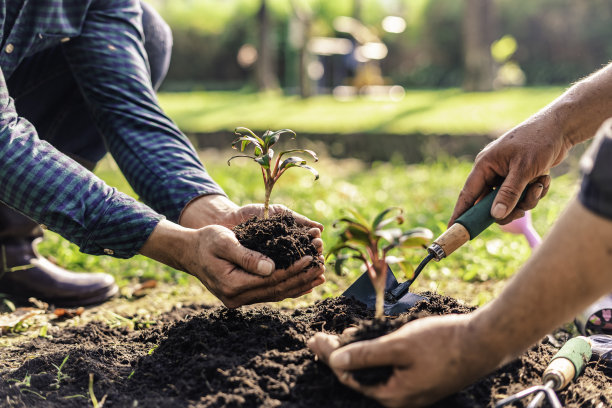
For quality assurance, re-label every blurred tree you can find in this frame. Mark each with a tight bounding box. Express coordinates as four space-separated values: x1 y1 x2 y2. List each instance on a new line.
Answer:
256 0 280 91
462 0 496 91
290 0 314 98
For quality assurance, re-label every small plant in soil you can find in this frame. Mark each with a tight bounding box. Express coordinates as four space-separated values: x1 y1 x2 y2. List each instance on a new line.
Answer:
228 127 319 218
228 127 321 269
328 207 433 319
327 207 433 385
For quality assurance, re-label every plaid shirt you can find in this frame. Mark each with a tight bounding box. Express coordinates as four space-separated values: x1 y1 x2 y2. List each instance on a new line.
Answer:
0 0 225 258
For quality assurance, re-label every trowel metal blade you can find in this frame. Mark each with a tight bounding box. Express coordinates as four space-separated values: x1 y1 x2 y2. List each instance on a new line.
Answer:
342 266 428 315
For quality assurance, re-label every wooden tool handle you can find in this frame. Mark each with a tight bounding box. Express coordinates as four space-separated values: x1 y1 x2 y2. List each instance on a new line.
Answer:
432 223 470 258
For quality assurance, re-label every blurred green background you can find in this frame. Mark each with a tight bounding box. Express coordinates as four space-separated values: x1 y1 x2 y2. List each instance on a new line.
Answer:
39 0 605 308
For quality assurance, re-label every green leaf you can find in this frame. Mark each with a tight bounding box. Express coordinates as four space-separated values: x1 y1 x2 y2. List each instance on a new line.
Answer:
279 157 319 180
326 243 362 258
279 156 306 169
227 154 255 166
346 208 370 227
341 225 372 245
397 228 434 248
372 207 403 230
231 136 263 154
234 127 264 145
278 149 318 162
255 153 272 169
374 227 403 244
262 129 296 147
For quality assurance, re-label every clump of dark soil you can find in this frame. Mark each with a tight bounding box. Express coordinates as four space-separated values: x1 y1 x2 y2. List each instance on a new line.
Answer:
0 293 610 408
233 212 320 269
339 296 478 385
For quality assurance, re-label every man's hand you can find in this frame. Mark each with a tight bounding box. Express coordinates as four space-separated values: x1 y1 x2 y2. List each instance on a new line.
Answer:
308 315 496 408
179 194 323 231
449 115 565 226
141 220 325 308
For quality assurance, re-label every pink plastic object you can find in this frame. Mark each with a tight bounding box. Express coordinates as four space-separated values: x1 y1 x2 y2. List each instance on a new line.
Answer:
499 211 542 249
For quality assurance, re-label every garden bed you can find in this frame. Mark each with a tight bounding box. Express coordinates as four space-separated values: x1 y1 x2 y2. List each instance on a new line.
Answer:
0 294 610 407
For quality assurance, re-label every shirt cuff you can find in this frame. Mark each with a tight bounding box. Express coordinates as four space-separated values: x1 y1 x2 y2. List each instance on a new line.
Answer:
80 190 165 258
147 170 227 223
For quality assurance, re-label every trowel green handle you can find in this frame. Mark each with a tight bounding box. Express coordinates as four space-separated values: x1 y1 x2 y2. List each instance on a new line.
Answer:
428 187 528 260
543 336 592 389
454 188 501 239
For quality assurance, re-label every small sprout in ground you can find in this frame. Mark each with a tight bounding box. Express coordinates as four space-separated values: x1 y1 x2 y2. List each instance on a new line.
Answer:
228 127 319 218
327 207 433 319
88 373 107 408
51 355 70 389
8 373 32 388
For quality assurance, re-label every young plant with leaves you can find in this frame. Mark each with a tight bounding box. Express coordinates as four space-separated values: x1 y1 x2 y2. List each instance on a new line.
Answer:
228 127 319 218
328 208 433 319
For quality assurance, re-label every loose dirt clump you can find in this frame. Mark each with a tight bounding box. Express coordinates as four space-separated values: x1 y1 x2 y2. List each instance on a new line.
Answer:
233 212 320 269
0 294 610 407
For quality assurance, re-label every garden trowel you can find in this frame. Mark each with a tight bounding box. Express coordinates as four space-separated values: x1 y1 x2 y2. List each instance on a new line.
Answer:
343 187 518 315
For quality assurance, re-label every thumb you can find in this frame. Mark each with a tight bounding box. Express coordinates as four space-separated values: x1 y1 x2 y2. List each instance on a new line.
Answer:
329 337 398 371
221 232 275 276
491 170 530 220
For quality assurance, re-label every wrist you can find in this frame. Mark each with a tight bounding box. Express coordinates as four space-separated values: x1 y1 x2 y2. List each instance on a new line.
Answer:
139 219 194 271
179 194 239 229
462 310 512 370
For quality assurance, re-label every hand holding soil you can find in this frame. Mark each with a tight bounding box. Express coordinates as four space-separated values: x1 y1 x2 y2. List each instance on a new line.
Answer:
309 314 492 408
141 217 325 308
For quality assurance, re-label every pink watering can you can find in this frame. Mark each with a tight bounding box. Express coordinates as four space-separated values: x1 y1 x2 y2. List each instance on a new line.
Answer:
499 210 542 249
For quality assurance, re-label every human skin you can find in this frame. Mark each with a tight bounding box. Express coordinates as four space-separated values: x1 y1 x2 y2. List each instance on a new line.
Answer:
449 63 612 226
309 62 612 406
140 194 325 308
308 199 612 407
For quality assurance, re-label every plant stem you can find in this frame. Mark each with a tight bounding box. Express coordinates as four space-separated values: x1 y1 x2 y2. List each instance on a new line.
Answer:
374 283 385 319
264 177 273 219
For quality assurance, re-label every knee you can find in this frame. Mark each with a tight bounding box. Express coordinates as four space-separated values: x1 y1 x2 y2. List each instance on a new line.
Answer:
140 1 173 89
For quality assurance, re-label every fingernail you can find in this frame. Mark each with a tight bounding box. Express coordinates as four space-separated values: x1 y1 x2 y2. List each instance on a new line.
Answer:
491 203 507 219
534 183 544 199
257 260 274 276
330 351 350 367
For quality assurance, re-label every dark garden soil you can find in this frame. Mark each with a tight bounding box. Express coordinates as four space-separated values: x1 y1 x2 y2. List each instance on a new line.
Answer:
233 212 321 270
0 293 611 408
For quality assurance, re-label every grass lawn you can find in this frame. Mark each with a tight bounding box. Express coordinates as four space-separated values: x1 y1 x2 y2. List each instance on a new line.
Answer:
158 87 566 135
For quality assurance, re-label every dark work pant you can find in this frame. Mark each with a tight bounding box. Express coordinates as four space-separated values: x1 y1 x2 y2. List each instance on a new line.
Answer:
0 1 173 240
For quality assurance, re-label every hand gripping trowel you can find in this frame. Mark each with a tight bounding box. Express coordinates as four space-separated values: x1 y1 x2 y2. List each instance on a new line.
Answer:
342 188 518 315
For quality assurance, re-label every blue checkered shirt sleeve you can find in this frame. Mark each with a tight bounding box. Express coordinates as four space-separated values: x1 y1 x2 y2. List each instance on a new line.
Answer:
0 65 164 258
0 0 226 258
61 0 226 223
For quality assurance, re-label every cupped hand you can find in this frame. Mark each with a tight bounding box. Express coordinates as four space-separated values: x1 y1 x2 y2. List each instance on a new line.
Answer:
449 116 571 226
182 224 325 308
308 314 498 408
179 194 323 232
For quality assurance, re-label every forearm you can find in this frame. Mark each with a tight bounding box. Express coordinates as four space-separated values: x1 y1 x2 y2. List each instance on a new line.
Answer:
469 198 612 366
541 63 612 148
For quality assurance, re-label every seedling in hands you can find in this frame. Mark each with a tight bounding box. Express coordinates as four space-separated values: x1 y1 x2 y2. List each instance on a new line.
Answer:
228 127 319 218
327 208 433 319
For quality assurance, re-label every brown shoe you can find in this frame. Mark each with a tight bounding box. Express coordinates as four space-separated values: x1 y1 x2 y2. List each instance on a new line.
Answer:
0 238 118 307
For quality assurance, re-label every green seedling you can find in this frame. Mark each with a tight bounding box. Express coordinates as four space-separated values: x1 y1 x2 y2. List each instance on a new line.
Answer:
51 355 70 389
228 127 319 218
327 207 433 319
